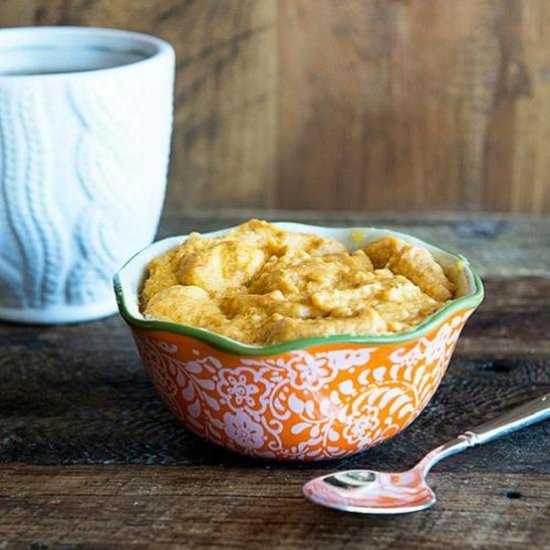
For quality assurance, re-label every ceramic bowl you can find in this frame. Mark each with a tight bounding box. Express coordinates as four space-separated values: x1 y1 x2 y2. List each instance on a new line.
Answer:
114 223 484 461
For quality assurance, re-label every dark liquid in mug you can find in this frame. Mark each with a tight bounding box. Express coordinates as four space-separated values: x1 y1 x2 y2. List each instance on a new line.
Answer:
0 46 152 76
0 68 101 76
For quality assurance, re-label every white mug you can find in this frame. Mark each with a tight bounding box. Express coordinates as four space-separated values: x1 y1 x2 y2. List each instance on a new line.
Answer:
0 27 174 323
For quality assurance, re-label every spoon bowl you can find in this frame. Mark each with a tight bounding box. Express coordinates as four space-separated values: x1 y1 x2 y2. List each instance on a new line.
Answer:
303 468 436 514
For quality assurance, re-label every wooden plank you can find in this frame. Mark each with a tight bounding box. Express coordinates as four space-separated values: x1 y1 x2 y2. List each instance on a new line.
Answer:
2 1 550 213
0 211 548 548
159 209 550 278
1 275 548 467
459 277 550 357
171 0 550 213
275 0 526 212
0 0 36 24
485 0 550 213
0 466 548 549
1 213 549 467
276 0 384 211
165 0 277 208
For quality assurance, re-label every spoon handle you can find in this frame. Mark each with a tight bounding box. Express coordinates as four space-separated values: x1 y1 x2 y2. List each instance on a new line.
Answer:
465 392 550 445
421 393 550 472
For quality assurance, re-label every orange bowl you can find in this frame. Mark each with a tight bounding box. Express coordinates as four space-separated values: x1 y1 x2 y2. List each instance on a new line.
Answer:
114 223 484 461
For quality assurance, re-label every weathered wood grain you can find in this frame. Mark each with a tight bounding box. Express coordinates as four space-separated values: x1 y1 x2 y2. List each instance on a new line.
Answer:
0 466 548 549
159 209 550 278
1 262 549 468
485 0 550 213
0 211 549 548
3 1 550 212
165 0 277 209
2 211 549 468
1 295 548 469
276 0 550 213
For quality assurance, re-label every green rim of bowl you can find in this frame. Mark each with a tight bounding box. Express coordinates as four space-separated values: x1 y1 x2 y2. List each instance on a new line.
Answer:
114 228 484 357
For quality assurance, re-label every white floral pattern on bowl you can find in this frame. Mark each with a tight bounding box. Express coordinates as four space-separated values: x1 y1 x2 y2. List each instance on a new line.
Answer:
133 310 470 461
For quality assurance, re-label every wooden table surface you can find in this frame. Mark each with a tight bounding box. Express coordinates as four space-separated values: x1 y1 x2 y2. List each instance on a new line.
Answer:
1 210 549 549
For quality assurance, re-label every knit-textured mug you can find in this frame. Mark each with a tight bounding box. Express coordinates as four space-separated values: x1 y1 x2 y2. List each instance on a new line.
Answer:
0 27 174 323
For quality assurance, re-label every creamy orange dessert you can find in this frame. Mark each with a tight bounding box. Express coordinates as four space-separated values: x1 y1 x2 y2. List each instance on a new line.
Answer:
140 220 456 345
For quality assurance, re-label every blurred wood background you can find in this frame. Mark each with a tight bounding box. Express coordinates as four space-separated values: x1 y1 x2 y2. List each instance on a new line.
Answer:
3 0 550 213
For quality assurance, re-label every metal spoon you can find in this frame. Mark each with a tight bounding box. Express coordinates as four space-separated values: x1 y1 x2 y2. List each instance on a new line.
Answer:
303 393 550 514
